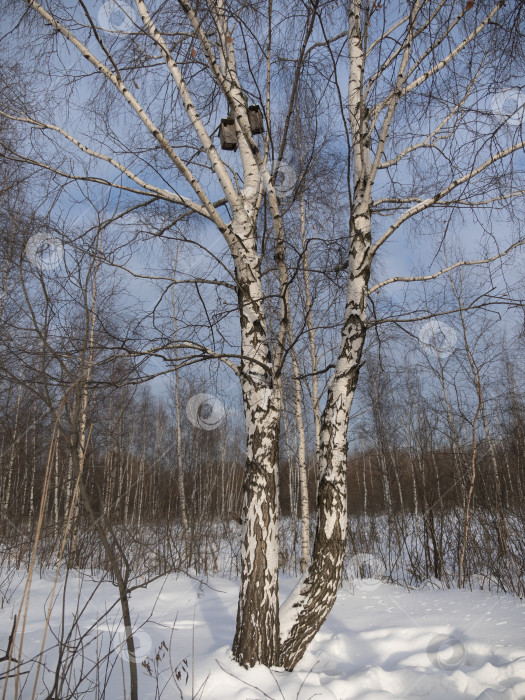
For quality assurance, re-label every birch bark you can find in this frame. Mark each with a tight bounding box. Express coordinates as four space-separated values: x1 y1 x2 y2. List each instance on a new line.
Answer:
280 205 371 669
279 0 410 666
231 220 281 667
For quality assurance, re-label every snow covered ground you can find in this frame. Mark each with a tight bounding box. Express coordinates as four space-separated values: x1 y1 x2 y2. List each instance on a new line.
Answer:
1 570 524 699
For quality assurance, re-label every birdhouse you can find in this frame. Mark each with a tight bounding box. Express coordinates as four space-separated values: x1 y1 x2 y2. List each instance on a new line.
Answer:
219 105 264 150
248 105 264 135
219 117 237 151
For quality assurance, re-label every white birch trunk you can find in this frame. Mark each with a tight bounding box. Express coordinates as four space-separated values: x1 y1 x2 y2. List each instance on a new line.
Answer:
362 446 368 517
278 0 378 664
231 220 281 667
65 453 72 521
171 280 189 545
280 208 371 668
289 343 310 573
53 446 59 540
3 378 22 519
379 451 392 514
174 364 189 555
300 196 321 466
29 417 36 522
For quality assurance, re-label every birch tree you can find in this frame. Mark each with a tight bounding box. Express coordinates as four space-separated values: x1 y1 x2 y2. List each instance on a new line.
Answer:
3 0 321 668
2 0 525 673
278 0 525 668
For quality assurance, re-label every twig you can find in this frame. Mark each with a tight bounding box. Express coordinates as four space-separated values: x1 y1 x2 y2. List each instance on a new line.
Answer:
0 616 18 663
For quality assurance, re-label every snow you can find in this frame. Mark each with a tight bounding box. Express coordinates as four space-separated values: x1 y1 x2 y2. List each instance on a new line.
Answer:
1 571 525 699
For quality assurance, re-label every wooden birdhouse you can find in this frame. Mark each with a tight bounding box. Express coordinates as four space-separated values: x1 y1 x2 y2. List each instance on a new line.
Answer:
219 105 264 150
219 117 237 151
248 105 264 134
